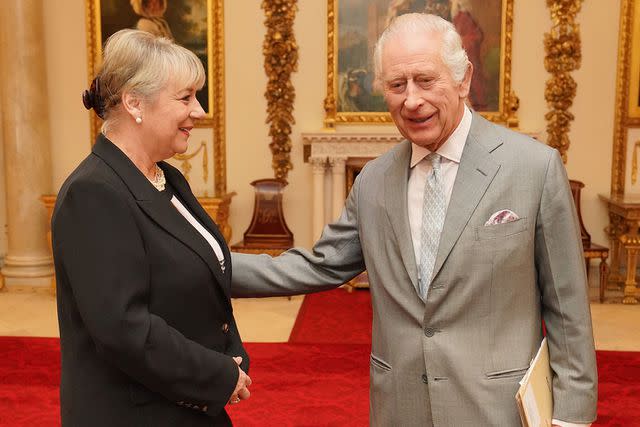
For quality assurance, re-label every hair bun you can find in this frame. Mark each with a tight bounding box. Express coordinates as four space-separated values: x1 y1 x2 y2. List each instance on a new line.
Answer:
82 77 105 119
82 89 94 110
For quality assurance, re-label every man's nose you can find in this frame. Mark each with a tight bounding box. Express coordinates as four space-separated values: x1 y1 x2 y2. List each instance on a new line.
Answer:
403 81 424 110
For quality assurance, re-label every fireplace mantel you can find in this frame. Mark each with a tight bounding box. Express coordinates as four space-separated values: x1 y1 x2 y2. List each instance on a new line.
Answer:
302 132 405 239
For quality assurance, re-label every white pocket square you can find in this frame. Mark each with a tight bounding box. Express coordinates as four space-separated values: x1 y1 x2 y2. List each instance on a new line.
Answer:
485 209 520 226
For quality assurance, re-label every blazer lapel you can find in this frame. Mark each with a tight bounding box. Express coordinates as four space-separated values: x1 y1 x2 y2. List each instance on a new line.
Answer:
160 164 232 281
384 141 419 291
92 135 230 300
430 114 501 281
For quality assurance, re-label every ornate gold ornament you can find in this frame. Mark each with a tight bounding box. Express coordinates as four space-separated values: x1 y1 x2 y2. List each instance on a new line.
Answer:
324 0 518 128
262 0 299 180
543 0 583 163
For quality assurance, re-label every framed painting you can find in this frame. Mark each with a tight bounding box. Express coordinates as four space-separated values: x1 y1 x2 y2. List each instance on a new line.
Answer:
628 0 640 120
324 0 518 128
85 0 224 132
611 0 640 197
85 0 228 196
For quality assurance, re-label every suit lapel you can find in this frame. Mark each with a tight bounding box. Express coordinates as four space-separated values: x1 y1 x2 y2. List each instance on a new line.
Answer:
92 135 230 300
384 141 419 291
430 114 501 281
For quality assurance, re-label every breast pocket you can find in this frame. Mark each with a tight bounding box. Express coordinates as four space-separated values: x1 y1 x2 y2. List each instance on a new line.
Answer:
475 218 528 241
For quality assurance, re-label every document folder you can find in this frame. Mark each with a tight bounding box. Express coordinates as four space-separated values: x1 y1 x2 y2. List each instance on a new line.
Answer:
516 337 553 427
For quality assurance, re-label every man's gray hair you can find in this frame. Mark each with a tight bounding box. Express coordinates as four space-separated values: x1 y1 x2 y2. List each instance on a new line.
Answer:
373 13 469 85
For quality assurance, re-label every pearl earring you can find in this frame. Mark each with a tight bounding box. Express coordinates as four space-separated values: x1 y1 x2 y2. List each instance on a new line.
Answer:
135 117 142 124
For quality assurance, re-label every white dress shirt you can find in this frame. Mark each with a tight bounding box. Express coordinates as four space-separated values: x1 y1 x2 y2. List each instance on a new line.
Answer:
407 106 470 265
406 106 589 427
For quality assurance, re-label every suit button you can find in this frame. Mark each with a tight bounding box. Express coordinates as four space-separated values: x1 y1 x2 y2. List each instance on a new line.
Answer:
422 374 428 384
424 327 435 337
222 323 229 333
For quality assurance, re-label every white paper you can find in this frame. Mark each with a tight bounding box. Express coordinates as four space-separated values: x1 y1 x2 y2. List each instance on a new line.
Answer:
523 384 541 427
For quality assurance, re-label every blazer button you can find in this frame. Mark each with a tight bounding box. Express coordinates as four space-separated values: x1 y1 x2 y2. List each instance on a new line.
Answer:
422 374 428 384
221 323 230 333
424 327 435 337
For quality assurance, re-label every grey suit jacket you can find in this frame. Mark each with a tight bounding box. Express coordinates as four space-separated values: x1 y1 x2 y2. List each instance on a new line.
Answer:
231 114 597 426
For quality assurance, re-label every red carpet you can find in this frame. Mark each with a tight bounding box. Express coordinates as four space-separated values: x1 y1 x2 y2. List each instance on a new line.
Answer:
289 289 372 345
0 289 639 426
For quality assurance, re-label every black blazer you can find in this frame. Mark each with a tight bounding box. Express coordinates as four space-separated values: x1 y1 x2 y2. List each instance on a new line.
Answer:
52 134 248 427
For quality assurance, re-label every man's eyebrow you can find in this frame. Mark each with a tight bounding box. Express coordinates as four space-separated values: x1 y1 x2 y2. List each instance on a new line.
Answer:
383 74 406 82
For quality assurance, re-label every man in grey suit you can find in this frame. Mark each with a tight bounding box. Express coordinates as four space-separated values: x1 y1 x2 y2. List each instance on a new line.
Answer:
231 13 597 426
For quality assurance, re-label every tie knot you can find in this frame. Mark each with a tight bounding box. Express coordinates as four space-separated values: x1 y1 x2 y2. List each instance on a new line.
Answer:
428 153 441 171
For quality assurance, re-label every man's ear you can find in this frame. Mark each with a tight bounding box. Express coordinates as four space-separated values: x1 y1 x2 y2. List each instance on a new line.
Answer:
121 91 143 120
458 61 473 99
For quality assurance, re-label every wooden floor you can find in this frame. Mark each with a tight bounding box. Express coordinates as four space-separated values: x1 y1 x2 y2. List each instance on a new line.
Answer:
0 274 639 350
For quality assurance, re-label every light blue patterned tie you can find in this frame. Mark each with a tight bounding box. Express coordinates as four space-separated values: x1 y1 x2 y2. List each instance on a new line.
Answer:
418 153 446 300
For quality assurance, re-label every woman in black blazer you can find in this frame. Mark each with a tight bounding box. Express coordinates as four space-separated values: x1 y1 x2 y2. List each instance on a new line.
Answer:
52 29 250 426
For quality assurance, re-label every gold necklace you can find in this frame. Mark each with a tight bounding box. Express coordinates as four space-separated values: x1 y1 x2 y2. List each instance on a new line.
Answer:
148 164 166 191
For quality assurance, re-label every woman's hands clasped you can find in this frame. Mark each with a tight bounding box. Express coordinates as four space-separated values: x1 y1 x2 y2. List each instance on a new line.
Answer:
228 356 251 405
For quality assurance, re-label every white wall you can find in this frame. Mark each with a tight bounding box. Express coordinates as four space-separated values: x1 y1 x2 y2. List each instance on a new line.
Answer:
41 0 620 250
565 0 620 247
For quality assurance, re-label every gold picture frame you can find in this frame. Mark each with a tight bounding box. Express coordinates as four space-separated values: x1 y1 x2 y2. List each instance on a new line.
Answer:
611 0 640 197
324 0 518 128
628 0 640 120
84 0 227 196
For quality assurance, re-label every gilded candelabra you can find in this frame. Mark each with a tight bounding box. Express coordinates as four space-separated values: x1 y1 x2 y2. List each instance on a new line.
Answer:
262 0 298 180
544 0 584 163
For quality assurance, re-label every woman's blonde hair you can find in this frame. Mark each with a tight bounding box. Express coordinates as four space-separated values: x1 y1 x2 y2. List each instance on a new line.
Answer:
94 29 205 130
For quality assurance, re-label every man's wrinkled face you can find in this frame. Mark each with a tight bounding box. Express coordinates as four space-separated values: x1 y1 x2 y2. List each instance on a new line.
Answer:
381 30 471 151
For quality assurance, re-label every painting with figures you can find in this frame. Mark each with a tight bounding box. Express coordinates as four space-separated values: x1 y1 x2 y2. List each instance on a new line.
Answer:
337 0 505 114
96 0 211 116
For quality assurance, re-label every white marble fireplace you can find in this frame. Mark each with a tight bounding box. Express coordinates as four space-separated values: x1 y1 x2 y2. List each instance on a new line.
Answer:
302 132 405 239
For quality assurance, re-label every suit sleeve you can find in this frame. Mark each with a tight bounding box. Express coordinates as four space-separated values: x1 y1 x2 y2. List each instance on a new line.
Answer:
226 318 249 373
535 150 598 423
231 170 367 297
53 179 238 417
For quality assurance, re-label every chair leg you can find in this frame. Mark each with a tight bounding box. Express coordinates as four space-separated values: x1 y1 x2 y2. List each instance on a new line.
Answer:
585 258 590 279
599 258 607 303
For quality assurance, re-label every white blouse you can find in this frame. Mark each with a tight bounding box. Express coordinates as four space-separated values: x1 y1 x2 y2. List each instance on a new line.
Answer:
170 195 226 271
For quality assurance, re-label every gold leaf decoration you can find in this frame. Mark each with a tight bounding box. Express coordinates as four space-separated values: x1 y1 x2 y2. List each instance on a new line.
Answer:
262 0 299 180
544 0 583 163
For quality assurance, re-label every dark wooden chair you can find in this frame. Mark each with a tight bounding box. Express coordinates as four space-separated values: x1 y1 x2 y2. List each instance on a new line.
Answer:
569 180 609 302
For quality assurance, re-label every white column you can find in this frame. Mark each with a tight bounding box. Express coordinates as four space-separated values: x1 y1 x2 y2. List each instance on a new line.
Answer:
329 157 347 221
0 0 54 288
310 157 327 240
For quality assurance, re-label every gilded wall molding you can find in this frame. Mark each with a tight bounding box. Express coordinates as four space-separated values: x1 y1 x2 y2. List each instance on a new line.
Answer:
211 0 227 195
173 141 208 184
263 0 299 180
543 0 584 163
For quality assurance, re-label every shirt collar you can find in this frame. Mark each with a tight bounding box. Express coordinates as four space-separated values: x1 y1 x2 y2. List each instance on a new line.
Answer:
410 105 472 168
